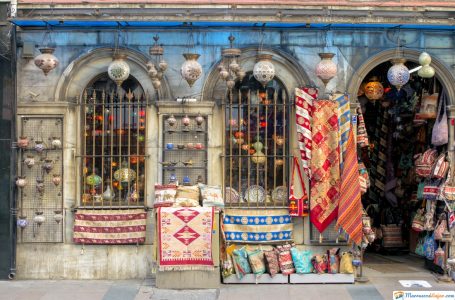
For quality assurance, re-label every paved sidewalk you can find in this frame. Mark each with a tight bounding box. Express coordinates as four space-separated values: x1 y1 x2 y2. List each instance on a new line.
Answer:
1 262 454 300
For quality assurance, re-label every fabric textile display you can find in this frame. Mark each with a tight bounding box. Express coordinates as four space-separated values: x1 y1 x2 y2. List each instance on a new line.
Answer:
154 184 177 208
336 127 363 245
263 249 280 277
247 249 266 275
381 224 404 248
357 107 369 148
222 209 293 243
295 87 317 179
333 92 351 169
73 209 147 244
288 157 309 217
290 248 313 274
310 99 341 233
157 207 214 271
232 247 252 279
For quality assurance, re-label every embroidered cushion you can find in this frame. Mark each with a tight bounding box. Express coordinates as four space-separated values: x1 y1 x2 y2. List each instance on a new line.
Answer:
247 249 266 275
175 185 200 207
290 247 313 274
276 244 295 275
263 249 280 277
232 247 251 279
154 184 177 208
199 184 224 208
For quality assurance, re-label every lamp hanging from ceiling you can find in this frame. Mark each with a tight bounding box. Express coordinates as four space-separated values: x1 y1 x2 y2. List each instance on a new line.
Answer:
108 29 130 87
180 26 202 87
364 76 384 101
315 53 337 86
315 27 337 86
418 52 435 78
387 33 410 91
218 34 245 90
34 27 59 76
147 34 167 90
253 29 275 87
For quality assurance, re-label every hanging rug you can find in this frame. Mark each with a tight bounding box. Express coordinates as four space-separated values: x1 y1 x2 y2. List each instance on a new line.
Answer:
310 100 341 233
73 209 147 244
222 209 293 243
158 207 214 271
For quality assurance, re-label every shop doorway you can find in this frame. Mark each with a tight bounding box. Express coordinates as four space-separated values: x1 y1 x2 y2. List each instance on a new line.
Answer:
357 59 448 274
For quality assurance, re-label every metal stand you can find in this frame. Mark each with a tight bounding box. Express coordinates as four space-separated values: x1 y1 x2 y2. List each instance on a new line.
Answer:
437 235 454 283
355 248 369 283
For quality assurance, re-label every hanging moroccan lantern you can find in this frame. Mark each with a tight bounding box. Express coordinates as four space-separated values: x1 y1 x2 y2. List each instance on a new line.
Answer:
418 52 435 78
253 54 275 87
364 76 384 101
251 140 266 164
315 53 337 86
114 160 136 183
108 54 130 87
86 173 102 186
180 53 202 87
418 52 432 65
219 35 245 89
418 65 435 78
34 47 59 76
387 58 410 91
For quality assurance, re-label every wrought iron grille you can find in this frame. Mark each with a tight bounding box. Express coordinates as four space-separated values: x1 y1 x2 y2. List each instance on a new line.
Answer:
17 116 64 243
81 75 148 207
224 74 291 208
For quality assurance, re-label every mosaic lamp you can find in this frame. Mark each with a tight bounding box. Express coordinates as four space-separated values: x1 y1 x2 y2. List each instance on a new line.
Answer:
253 54 275 87
34 47 59 76
315 53 337 86
387 58 410 91
219 35 245 89
108 54 130 87
180 53 202 87
364 76 384 101
148 35 167 90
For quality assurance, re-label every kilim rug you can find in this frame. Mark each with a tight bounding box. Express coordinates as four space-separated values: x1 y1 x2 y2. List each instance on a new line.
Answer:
73 209 147 244
295 87 317 179
310 100 341 233
158 207 214 271
336 128 363 245
333 92 350 170
222 209 293 243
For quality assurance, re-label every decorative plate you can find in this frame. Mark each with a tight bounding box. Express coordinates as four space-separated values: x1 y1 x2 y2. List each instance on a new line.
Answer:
272 186 288 203
225 187 240 204
243 185 266 203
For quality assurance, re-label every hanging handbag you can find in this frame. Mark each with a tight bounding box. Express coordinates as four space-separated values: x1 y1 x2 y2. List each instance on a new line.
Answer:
415 237 425 257
417 81 438 120
423 233 436 260
288 157 309 217
422 180 441 201
441 167 455 201
424 201 436 231
434 216 447 240
414 149 438 178
431 90 448 146
433 245 445 267
411 208 425 232
432 154 449 179
358 161 370 195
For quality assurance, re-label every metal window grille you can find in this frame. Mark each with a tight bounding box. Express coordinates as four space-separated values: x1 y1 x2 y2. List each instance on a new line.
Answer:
81 76 148 207
224 74 291 208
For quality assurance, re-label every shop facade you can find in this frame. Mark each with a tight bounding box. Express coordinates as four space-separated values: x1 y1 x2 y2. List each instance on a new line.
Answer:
8 1 455 283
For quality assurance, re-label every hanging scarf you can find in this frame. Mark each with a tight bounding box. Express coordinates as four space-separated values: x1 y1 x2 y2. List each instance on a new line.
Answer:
295 87 317 179
333 92 350 170
337 127 363 245
310 100 341 233
356 107 369 148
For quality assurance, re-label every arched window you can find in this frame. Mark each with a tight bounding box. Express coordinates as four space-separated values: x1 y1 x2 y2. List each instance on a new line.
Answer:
224 73 290 207
81 74 147 207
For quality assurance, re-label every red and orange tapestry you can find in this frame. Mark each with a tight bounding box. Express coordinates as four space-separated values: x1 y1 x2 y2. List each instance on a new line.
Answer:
158 207 215 271
310 100 341 233
73 209 147 244
295 87 317 179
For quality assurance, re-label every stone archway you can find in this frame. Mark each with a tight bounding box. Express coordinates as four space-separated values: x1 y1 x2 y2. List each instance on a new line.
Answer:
201 47 309 102
347 48 455 105
54 47 172 102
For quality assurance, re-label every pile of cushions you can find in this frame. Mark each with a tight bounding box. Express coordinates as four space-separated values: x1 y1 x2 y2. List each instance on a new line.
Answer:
223 244 356 279
153 183 224 208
